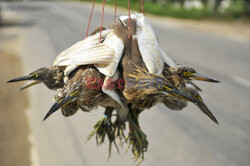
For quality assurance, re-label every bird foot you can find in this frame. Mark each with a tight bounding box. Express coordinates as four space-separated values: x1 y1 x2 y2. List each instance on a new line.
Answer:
126 116 148 163
87 115 126 159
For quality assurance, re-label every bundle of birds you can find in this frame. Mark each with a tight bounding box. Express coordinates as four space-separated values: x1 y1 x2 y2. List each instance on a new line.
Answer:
8 12 219 164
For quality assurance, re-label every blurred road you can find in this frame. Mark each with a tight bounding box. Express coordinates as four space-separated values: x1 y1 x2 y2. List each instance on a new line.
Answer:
1 1 250 166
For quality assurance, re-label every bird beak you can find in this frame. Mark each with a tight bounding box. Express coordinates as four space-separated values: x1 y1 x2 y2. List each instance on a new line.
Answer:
43 95 74 121
7 75 41 90
161 85 218 124
191 73 220 83
193 94 218 124
161 86 199 103
19 80 41 90
43 91 80 121
7 75 31 82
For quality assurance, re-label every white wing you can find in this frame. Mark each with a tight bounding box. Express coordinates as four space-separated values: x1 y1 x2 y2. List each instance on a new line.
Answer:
54 43 114 66
95 31 124 77
122 13 164 75
160 48 177 67
54 29 113 66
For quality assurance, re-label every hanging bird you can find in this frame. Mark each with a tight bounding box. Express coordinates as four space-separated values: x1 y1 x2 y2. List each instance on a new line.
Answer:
54 20 131 110
7 65 65 90
7 27 112 91
7 9 220 164
117 18 203 161
43 65 127 123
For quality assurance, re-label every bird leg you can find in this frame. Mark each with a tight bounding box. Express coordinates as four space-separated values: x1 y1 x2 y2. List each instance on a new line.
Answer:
87 107 126 159
126 106 148 163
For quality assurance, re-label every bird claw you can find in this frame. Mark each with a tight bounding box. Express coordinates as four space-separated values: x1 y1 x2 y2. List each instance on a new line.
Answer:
126 114 148 163
87 113 126 159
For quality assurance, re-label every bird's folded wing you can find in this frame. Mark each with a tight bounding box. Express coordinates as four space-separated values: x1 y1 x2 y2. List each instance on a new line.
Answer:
160 48 177 67
53 29 112 66
136 13 164 75
54 43 114 66
95 31 124 77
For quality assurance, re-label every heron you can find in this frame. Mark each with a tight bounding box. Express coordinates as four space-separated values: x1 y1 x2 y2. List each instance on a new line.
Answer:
7 66 65 90
6 27 112 91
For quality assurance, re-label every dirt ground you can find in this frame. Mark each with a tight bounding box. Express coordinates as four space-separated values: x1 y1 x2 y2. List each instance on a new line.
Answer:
0 26 31 166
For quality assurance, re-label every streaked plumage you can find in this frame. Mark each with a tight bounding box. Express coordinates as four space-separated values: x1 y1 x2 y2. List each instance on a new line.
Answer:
7 66 65 90
7 12 220 164
43 65 128 123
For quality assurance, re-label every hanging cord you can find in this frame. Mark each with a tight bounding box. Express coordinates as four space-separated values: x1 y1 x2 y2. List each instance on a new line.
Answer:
99 0 106 43
85 0 96 38
141 0 145 15
114 0 117 23
128 0 132 38
137 0 142 13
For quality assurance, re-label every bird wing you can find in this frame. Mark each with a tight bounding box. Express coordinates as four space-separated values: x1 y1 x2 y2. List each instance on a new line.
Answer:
53 29 113 66
134 13 164 75
95 31 124 77
120 13 175 70
160 48 177 67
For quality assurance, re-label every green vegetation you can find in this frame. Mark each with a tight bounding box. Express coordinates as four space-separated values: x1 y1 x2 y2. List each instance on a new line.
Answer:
80 0 250 20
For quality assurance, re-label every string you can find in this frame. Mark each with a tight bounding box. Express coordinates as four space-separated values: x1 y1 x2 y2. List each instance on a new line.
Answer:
99 0 106 43
128 0 132 38
85 0 96 38
137 0 142 13
114 0 117 23
141 0 145 15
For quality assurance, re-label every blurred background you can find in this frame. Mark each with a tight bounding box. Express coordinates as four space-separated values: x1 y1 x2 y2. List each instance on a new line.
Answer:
0 0 249 166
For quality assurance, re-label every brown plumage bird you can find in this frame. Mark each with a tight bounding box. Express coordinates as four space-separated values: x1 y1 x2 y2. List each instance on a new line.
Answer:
43 65 127 121
7 65 65 90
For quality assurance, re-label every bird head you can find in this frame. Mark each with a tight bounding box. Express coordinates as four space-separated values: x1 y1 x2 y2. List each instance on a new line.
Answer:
178 67 220 83
43 78 84 120
7 67 50 90
43 88 81 121
8 67 64 90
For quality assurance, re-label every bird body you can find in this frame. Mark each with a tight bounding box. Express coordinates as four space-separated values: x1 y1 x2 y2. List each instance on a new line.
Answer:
7 13 220 163
44 65 128 122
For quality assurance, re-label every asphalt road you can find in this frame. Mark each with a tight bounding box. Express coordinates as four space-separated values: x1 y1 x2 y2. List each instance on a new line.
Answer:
1 1 250 166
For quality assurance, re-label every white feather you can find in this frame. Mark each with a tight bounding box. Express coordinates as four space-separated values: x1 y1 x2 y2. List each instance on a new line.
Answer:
54 29 113 66
120 13 164 75
101 72 123 106
135 13 164 75
64 65 78 77
54 43 114 66
95 31 124 77
160 48 177 67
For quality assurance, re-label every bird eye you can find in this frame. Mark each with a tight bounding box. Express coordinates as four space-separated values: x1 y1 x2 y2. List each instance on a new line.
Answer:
183 72 193 77
30 73 39 78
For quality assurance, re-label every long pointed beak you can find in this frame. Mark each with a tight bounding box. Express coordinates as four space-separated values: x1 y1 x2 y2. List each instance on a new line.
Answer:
19 80 41 90
194 94 218 124
161 86 199 103
43 95 74 121
7 75 31 82
191 73 220 83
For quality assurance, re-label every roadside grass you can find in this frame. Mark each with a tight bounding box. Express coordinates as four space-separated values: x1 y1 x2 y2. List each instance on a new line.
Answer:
79 0 249 20
80 0 212 19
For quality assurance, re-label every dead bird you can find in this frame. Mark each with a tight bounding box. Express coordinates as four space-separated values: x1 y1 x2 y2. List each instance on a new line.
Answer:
43 65 127 123
7 65 65 90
